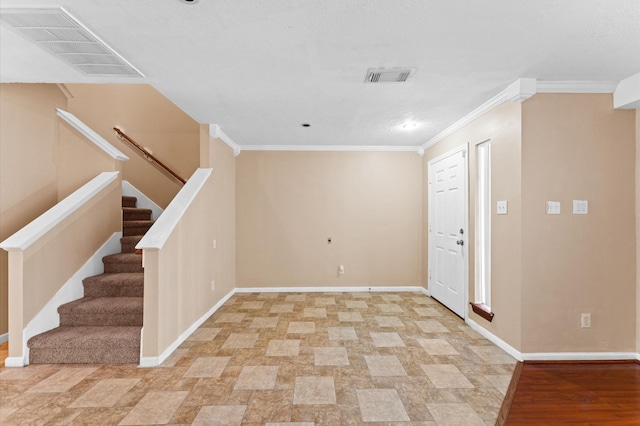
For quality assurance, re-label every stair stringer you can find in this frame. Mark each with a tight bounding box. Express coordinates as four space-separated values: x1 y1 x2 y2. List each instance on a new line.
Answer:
18 232 122 366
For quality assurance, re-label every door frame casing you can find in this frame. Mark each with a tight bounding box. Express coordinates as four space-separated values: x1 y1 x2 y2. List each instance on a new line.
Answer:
427 143 470 319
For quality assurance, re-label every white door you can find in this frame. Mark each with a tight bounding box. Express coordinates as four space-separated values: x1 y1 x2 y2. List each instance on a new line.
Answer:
428 146 468 318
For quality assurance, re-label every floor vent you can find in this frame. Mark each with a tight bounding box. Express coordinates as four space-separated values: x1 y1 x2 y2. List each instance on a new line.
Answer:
365 68 415 83
0 7 144 77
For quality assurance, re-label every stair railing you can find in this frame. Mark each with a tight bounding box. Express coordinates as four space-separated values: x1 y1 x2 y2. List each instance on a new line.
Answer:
113 127 186 185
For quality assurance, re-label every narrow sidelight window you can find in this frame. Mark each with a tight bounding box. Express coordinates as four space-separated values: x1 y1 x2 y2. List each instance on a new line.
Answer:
476 141 491 308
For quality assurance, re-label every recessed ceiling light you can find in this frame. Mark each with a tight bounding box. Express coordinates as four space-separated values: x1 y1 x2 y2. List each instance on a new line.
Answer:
180 0 199 4
301 123 310 127
402 122 417 130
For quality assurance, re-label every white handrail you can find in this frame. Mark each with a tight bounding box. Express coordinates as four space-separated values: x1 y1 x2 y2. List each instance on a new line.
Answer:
56 108 129 161
136 168 212 250
0 172 120 251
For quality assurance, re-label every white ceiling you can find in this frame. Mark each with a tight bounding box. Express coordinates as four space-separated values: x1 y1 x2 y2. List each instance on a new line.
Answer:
1 0 639 148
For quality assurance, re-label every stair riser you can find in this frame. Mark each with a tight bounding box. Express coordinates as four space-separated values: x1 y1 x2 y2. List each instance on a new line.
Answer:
30 347 140 364
83 285 144 298
121 241 138 253
103 262 143 273
124 211 152 221
122 196 137 208
123 225 153 236
60 313 142 327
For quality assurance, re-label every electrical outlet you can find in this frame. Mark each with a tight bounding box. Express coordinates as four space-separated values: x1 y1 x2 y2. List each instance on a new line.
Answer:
211 280 215 291
581 313 591 328
338 264 345 275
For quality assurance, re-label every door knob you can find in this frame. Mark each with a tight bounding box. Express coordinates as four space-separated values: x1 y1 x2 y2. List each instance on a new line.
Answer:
456 239 464 246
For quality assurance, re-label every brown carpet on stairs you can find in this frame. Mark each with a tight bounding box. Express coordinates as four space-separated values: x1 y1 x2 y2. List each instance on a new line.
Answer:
27 196 152 364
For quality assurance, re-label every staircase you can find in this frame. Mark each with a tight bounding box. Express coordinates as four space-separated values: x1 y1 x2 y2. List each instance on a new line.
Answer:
27 196 153 364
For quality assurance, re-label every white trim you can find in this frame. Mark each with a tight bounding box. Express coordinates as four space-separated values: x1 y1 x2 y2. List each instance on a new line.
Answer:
0 172 119 250
56 83 74 99
234 286 427 294
122 180 163 220
4 357 26 368
613 72 640 109
241 145 421 153
522 352 639 362
18 232 122 365
139 288 236 367
210 125 241 157
466 317 523 362
136 168 212 250
56 109 129 161
0 332 7 344
537 80 618 94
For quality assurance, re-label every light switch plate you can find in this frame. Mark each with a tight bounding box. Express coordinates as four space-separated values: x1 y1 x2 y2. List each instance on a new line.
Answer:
497 200 508 215
547 201 561 215
573 200 588 215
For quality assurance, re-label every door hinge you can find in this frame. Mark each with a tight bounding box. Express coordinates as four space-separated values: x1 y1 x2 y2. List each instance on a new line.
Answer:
461 150 466 158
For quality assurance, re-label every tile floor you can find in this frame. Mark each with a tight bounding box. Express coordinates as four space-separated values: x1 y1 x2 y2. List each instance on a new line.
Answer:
0 291 516 425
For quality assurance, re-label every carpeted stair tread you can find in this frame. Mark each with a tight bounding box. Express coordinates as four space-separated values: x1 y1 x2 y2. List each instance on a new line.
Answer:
103 253 143 273
120 235 143 253
58 297 143 326
28 326 141 364
122 196 137 208
83 273 144 297
123 207 152 221
123 220 154 237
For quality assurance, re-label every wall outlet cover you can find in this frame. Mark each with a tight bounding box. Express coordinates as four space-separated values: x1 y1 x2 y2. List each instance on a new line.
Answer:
547 201 561 215
497 200 508 215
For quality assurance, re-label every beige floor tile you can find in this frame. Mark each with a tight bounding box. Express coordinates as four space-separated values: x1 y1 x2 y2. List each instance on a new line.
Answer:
356 388 410 422
183 357 230 378
160 348 189 367
375 316 404 327
216 313 246 323
222 333 259 349
377 304 405 313
314 347 349 366
421 364 474 389
293 376 337 405
70 378 139 407
426 402 485 426
350 292 372 298
285 294 306 302
27 367 98 393
303 307 327 318
484 375 512 394
414 307 442 316
328 327 358 340
234 365 279 390
418 339 460 355
259 292 279 299
240 301 265 310
265 423 314 426
370 332 405 347
380 294 403 302
413 296 436 305
415 319 449 333
244 389 293 423
192 405 247 426
469 346 516 364
315 297 335 306
271 304 295 313
187 327 221 341
267 340 301 356
288 321 316 334
119 390 188 425
345 300 368 309
0 364 49 380
364 355 407 376
338 312 364 322
0 407 17 421
249 316 280 328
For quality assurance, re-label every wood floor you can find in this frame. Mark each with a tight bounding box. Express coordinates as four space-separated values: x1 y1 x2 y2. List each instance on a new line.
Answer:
502 361 640 425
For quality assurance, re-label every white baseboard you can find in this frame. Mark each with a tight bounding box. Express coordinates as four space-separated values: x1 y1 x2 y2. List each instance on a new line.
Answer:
0 332 7 344
465 317 523 362
122 180 163 220
235 286 428 294
4 357 26 368
18 232 122 366
139 288 236 367
522 352 639 361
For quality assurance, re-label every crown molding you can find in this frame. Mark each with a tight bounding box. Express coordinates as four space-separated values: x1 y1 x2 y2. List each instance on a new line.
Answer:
210 124 241 156
241 145 421 153
613 72 640 109
536 80 618 94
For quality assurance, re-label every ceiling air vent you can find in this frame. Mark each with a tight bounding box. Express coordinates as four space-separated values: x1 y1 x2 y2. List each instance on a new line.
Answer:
365 68 415 83
0 7 144 77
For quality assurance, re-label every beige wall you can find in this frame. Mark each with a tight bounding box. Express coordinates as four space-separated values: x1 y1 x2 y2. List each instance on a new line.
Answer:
637 110 640 355
0 84 68 336
422 101 523 350
143 132 236 358
7 177 121 358
65 84 200 207
236 151 422 288
521 94 636 353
